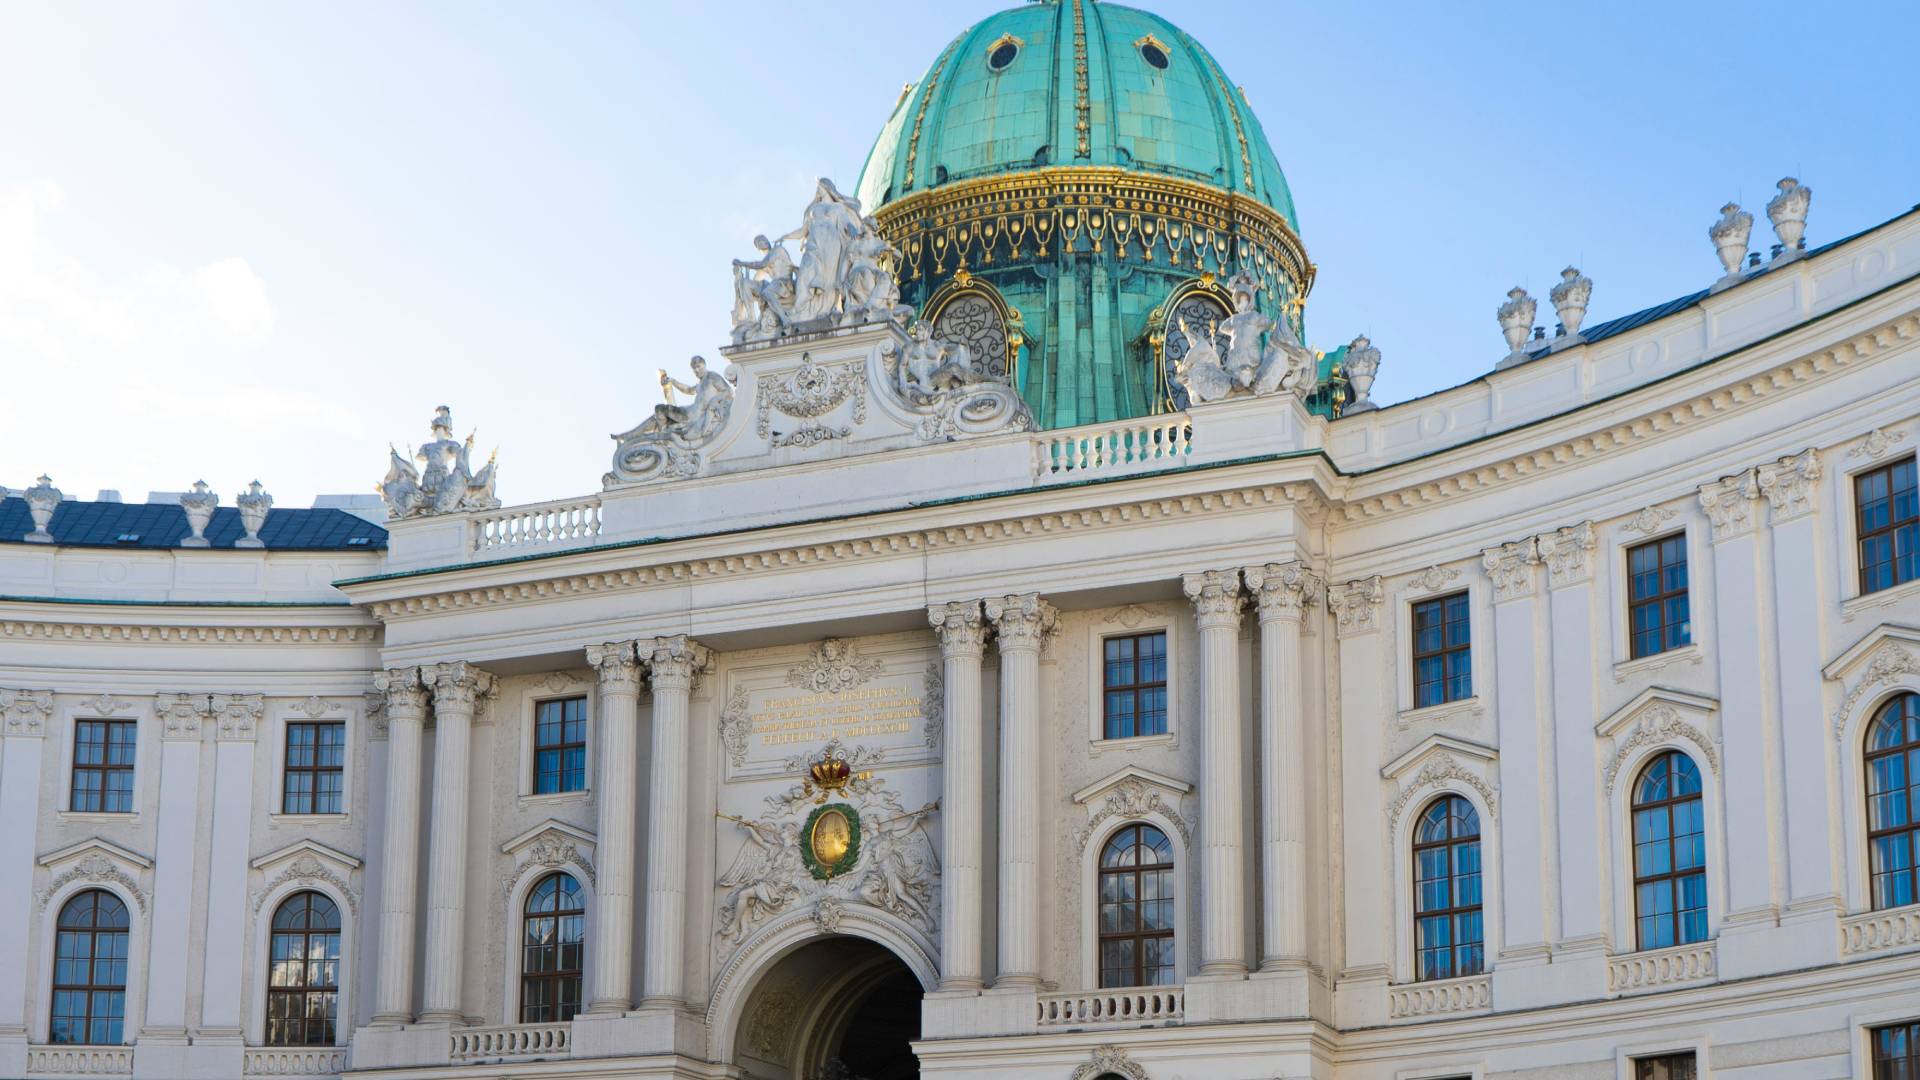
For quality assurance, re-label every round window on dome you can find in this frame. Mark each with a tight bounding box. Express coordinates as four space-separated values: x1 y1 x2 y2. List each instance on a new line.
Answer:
1138 39 1170 70
987 38 1019 72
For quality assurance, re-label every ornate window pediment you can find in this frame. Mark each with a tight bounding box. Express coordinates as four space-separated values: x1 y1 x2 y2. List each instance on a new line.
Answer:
35 839 152 913
1071 765 1192 852
1382 735 1498 830
1596 687 1721 794
249 839 363 914
499 820 598 894
1825 622 1920 741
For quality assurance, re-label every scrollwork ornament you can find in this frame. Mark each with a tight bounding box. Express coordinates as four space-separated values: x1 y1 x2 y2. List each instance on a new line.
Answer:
1071 1045 1149 1080
1832 644 1920 741
719 684 754 768
1697 469 1759 538
984 593 1058 651
1481 538 1540 602
1072 777 1192 852
757 353 866 448
919 662 944 750
1181 569 1244 627
1386 752 1498 830
1757 448 1821 523
251 854 360 915
786 639 885 695
1 688 54 736
1244 561 1324 620
1538 521 1596 586
1849 427 1908 460
1603 705 1721 793
1621 504 1678 536
38 854 148 914
1326 576 1385 637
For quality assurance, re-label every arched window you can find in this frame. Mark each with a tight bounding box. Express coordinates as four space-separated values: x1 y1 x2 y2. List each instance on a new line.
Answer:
51 890 129 1045
267 892 340 1046
1867 692 1920 910
1097 824 1175 987
1632 751 1708 949
1412 795 1484 981
521 872 584 1022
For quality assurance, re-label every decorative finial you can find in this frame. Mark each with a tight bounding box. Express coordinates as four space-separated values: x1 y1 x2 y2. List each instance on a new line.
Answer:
1709 202 1754 289
23 475 61 544
1766 177 1811 260
1342 335 1381 413
235 480 273 548
1549 266 1592 346
1496 287 1537 368
179 480 218 548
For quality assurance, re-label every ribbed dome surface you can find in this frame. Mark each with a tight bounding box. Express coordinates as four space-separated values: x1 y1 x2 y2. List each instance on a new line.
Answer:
857 0 1296 227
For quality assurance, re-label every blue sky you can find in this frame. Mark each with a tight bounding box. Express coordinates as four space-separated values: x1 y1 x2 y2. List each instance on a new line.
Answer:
1 1 1912 507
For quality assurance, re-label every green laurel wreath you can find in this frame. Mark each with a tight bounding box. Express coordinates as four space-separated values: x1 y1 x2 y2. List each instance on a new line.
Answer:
800 802 862 881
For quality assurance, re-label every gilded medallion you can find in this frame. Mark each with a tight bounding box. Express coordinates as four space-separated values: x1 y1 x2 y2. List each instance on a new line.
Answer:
801 802 862 880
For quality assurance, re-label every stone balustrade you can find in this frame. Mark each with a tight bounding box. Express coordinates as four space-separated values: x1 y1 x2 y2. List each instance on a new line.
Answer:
448 1022 572 1062
1387 974 1492 1020
1035 416 1193 479
25 1046 134 1076
1607 940 1717 994
241 1048 349 1076
1036 985 1185 1028
1841 906 1920 958
471 495 603 554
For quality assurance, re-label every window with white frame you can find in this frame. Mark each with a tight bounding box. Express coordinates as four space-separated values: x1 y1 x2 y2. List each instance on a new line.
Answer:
1867 692 1920 911
70 720 135 813
1412 794 1484 981
1097 824 1175 987
283 721 345 814
1631 751 1708 950
1101 632 1168 740
532 697 588 794
266 891 340 1046
521 872 584 1022
50 890 129 1045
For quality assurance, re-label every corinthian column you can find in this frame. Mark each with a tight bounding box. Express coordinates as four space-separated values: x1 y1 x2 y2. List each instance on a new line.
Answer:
372 668 429 1024
585 641 642 1013
640 635 711 1007
420 662 494 1022
928 601 989 990
984 593 1056 987
1243 562 1322 971
1183 569 1249 976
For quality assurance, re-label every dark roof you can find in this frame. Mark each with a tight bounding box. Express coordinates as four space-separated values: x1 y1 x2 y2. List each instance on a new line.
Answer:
0 497 387 552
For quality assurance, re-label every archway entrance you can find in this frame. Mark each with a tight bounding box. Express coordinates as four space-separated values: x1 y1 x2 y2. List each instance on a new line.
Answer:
731 936 924 1080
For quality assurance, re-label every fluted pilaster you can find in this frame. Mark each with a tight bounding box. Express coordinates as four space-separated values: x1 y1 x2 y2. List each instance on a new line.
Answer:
372 668 429 1024
640 635 711 1007
985 592 1056 986
1244 561 1322 970
420 662 495 1022
1184 569 1249 976
585 642 643 1013
929 601 990 990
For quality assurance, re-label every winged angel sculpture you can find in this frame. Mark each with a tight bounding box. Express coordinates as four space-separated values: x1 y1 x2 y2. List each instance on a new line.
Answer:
1173 272 1318 405
378 406 500 518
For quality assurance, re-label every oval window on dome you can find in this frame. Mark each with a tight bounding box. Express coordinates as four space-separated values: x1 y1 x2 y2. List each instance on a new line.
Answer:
1138 38 1171 70
986 35 1020 72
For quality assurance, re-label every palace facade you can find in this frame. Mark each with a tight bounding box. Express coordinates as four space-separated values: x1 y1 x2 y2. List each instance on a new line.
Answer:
4 3 1920 1079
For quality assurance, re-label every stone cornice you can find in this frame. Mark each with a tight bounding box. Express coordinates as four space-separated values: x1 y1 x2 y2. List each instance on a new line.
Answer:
0 619 379 644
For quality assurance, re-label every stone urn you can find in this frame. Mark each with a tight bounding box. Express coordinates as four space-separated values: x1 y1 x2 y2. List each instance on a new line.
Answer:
1550 266 1592 342
1767 177 1811 257
1496 287 1536 364
1709 202 1753 281
180 480 218 547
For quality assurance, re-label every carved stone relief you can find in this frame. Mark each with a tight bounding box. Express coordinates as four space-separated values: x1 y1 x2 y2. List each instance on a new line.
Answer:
1832 643 1920 741
1072 776 1192 852
250 854 361 915
1602 704 1722 793
1386 752 1499 830
757 354 867 449
37 853 149 914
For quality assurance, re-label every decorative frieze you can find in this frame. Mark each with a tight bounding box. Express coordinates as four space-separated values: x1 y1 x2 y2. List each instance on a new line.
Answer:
1326 576 1384 636
1244 561 1324 620
1537 521 1596 587
1697 469 1759 539
1757 447 1821 523
1480 537 1540 602
0 621 379 644
0 687 53 737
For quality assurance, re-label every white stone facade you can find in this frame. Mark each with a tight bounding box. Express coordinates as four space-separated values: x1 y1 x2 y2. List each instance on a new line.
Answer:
5 126 1920 1080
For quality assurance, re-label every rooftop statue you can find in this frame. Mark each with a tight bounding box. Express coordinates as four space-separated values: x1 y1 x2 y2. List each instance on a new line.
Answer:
378 405 500 519
897 321 983 401
731 178 902 343
608 356 738 484
1174 273 1318 406
1174 314 1234 404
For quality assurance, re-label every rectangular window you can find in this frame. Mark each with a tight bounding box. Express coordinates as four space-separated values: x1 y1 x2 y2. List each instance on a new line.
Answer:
1628 534 1691 658
283 721 346 814
533 697 588 794
1876 1020 1920 1079
1858 456 1919 594
1102 632 1168 740
70 720 136 813
1411 593 1472 708
1632 1052 1696 1080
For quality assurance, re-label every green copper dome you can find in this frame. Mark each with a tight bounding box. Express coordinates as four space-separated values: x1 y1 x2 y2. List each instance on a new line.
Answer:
860 1 1329 429
857 0 1297 226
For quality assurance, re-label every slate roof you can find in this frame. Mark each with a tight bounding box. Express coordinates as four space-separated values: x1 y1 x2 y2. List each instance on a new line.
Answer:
0 497 387 551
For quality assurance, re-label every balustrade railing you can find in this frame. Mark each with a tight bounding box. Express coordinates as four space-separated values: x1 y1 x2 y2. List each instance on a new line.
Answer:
25 1047 134 1075
1607 940 1716 994
1035 985 1184 1028
1036 416 1193 478
448 1022 571 1062
1841 906 1920 958
471 496 603 554
241 1048 348 1076
1387 974 1491 1019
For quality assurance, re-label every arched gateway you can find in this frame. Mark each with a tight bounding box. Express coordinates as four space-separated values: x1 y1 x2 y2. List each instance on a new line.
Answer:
709 908 937 1080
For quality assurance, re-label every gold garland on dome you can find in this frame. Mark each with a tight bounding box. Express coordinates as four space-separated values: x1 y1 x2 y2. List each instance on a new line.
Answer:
871 166 1314 302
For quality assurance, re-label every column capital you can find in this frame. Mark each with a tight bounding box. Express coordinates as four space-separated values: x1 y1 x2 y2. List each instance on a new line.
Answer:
585 641 644 694
984 593 1058 652
154 693 210 741
928 600 990 657
1 687 54 739
1182 569 1245 629
374 667 430 723
1325 576 1384 637
1244 562 1325 622
425 662 497 714
642 635 712 691
1758 447 1822 524
211 693 263 742
1481 537 1541 602
1698 468 1760 540
1537 521 1596 588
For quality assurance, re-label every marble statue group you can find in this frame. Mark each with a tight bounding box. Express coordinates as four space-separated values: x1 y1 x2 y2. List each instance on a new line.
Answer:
731 178 903 343
1173 272 1318 405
